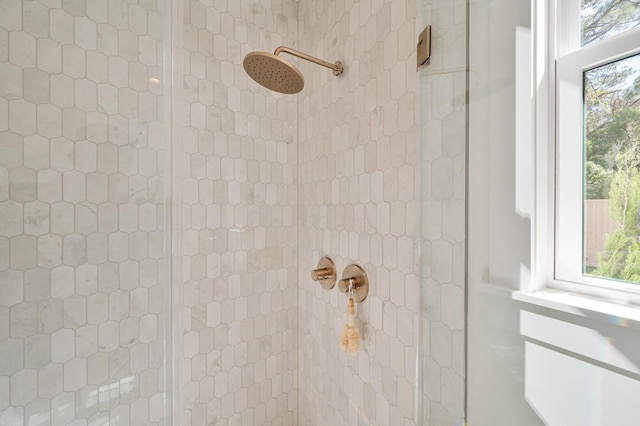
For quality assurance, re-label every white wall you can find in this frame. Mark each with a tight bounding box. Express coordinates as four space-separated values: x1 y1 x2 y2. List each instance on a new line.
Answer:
467 1 640 425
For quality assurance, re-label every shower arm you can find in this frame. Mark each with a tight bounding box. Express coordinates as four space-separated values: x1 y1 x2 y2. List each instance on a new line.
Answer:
274 46 344 76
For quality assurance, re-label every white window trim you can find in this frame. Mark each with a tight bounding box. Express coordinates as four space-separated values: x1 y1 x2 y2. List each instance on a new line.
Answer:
526 0 640 312
556 29 640 290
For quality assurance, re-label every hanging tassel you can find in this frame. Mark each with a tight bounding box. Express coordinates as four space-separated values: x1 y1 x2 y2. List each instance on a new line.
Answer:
341 297 360 355
341 314 349 350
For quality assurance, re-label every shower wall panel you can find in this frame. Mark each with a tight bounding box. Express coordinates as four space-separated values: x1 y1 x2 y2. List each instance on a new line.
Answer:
178 0 300 424
418 1 468 424
0 1 171 424
297 0 421 424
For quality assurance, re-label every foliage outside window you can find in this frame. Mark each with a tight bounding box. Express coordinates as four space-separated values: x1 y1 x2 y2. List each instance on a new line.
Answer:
580 1 640 284
581 0 640 46
584 55 640 283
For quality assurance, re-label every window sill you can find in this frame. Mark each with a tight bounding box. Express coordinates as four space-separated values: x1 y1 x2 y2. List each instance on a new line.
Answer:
513 289 640 329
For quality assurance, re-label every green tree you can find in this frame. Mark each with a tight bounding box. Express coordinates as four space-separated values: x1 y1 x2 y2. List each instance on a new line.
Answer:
593 147 640 281
585 160 612 199
579 1 640 281
582 0 640 46
584 60 640 200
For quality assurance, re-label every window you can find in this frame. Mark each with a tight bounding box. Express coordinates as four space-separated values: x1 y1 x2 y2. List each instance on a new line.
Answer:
551 1 640 295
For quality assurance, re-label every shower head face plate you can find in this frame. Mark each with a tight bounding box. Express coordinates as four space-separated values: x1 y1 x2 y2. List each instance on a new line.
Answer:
243 52 305 94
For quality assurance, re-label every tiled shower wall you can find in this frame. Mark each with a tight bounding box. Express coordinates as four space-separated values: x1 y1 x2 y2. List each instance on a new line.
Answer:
0 1 171 425
178 0 300 424
1 1 468 425
419 0 467 423
297 0 422 424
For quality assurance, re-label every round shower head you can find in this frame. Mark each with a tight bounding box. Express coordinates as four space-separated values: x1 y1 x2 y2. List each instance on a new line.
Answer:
243 51 305 94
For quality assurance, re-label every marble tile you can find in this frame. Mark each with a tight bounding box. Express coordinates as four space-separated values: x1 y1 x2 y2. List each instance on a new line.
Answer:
296 0 421 424
2 0 464 424
0 0 171 423
179 0 299 424
418 1 467 423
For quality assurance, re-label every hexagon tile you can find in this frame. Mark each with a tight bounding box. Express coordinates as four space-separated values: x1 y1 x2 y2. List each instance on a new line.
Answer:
296 0 421 425
1 1 171 425
179 0 299 424
2 0 441 425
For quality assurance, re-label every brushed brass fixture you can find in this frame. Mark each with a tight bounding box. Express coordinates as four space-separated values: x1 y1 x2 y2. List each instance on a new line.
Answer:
243 46 344 94
417 25 432 68
311 257 337 290
338 264 369 303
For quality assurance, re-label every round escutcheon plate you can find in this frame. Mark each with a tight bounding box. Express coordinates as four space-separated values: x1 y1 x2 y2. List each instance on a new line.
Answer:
338 264 368 303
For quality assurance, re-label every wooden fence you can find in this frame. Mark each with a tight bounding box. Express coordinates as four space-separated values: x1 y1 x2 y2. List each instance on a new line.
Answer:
584 199 619 268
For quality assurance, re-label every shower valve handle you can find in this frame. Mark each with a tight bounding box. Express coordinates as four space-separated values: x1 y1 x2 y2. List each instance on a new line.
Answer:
312 268 333 281
311 257 336 290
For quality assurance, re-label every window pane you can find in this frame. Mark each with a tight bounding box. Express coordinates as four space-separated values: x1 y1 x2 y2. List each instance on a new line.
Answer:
582 0 640 46
584 53 640 283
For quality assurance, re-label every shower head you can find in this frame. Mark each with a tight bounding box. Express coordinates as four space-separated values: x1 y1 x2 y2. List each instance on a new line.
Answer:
243 46 343 94
243 51 305 94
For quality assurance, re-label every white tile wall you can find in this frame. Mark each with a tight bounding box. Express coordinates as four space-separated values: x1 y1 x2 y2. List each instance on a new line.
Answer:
419 0 467 424
176 0 434 424
179 0 300 424
296 0 422 424
0 1 171 425
3 0 467 424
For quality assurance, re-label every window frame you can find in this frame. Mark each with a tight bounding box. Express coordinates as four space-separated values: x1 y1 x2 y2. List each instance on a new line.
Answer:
533 0 640 305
